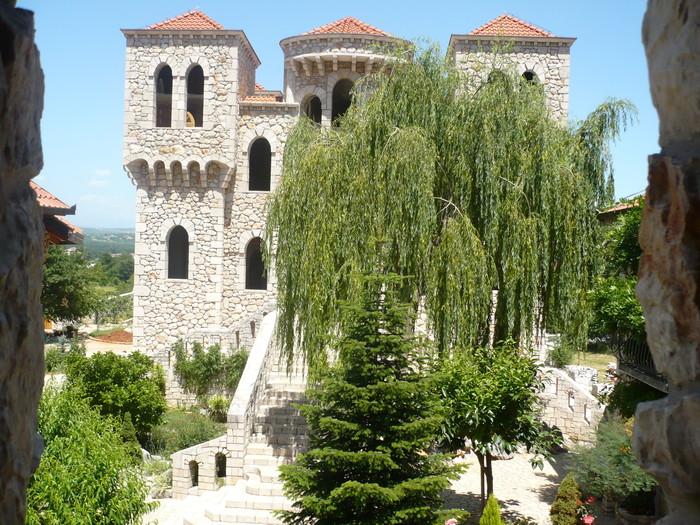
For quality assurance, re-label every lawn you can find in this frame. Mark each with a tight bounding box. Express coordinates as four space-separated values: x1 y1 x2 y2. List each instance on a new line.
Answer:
572 351 617 383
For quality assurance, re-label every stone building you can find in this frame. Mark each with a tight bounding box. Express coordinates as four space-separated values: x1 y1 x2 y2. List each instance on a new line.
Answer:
122 11 574 400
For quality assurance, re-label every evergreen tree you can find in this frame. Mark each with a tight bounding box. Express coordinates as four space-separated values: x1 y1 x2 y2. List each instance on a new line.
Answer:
278 274 465 525
479 494 505 525
266 44 635 368
550 473 582 525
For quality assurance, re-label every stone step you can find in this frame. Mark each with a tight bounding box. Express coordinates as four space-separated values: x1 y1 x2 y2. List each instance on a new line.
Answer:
255 413 306 426
245 443 297 458
244 470 285 497
243 464 280 484
243 453 295 467
249 431 308 446
263 388 306 399
205 504 286 524
251 422 308 436
259 404 302 416
224 484 293 513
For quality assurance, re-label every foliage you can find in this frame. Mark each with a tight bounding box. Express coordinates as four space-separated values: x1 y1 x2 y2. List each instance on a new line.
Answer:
142 457 173 499
572 417 655 502
437 340 560 502
26 387 155 524
173 341 249 398
65 351 167 444
146 409 226 456
601 198 643 277
206 394 230 423
94 292 133 326
44 340 85 373
549 337 576 368
278 274 465 525
607 376 665 419
42 246 100 323
549 473 581 525
589 276 645 339
480 494 505 525
266 43 635 369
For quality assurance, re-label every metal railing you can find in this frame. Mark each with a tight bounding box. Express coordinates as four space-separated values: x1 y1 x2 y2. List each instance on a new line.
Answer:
613 333 668 393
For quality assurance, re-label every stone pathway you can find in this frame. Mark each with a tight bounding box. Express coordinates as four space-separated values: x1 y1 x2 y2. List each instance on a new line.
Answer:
144 451 617 525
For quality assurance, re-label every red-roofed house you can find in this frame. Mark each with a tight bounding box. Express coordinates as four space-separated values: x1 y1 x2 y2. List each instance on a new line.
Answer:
31 181 84 248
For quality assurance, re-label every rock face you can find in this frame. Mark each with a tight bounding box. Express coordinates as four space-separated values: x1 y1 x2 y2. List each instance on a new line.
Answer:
0 4 45 524
635 1 700 523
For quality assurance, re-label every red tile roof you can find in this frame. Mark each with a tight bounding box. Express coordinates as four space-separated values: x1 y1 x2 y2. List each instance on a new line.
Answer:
147 10 224 30
302 17 391 37
244 84 283 102
255 83 266 91
468 14 554 38
31 181 74 213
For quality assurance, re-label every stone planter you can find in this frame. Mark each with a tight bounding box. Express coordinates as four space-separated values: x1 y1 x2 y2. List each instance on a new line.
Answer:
616 505 656 525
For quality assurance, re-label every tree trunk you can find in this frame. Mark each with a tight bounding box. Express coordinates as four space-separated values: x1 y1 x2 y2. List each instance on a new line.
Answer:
475 450 486 509
485 453 494 497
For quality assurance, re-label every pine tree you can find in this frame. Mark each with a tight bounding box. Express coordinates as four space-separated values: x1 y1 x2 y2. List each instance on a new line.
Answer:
550 473 582 525
278 274 464 525
480 494 505 525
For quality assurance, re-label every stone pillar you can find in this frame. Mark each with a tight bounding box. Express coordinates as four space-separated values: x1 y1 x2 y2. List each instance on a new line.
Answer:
634 1 700 523
0 2 45 524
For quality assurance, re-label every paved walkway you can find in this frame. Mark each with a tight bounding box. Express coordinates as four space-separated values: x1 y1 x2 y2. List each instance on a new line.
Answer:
143 451 617 525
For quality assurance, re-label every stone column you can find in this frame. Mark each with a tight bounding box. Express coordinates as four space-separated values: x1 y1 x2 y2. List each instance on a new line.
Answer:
0 2 45 524
634 1 700 523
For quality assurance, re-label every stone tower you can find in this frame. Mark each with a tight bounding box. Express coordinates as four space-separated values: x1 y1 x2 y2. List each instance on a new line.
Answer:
450 14 575 120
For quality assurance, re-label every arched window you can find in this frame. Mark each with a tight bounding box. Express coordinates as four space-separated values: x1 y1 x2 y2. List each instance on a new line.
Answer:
303 95 322 124
215 453 226 479
522 71 539 85
249 138 271 191
156 65 172 127
168 225 189 279
332 79 354 125
245 237 266 290
187 65 204 127
154 160 166 178
189 460 199 487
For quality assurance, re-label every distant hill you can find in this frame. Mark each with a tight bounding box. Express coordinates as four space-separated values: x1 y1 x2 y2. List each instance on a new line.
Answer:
82 228 135 258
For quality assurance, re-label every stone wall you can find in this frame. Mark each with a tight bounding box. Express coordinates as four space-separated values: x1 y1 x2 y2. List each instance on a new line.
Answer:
452 39 572 120
634 2 700 523
0 4 45 523
538 367 604 444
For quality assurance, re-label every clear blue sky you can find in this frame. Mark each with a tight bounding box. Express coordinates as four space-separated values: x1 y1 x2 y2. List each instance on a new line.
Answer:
18 1 656 229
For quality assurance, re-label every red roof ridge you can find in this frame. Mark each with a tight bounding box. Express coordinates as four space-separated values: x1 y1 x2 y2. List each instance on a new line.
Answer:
147 10 224 31
30 181 75 214
468 14 555 38
302 17 391 37
255 83 266 91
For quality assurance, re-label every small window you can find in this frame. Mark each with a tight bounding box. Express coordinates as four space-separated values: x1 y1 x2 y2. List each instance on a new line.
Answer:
187 65 204 127
245 237 266 290
249 138 271 191
332 79 354 125
189 460 199 487
215 453 226 478
303 95 322 124
156 65 173 127
168 225 189 279
522 71 539 85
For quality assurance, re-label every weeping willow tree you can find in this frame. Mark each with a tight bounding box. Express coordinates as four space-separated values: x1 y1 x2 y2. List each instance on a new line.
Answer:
266 44 635 369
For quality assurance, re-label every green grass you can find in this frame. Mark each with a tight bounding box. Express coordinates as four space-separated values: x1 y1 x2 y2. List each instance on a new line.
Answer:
89 325 126 337
572 351 617 382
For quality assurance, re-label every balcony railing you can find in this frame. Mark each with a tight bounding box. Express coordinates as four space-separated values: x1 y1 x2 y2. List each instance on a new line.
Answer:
613 333 668 393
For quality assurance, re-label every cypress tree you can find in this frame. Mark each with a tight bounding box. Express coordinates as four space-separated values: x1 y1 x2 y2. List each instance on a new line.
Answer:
278 274 464 525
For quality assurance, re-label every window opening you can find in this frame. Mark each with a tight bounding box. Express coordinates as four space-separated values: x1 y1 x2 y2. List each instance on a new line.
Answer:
332 79 354 125
249 138 271 191
168 225 189 279
187 65 204 127
156 65 172 127
245 238 266 290
522 71 539 85
215 453 226 478
189 460 199 487
303 95 322 124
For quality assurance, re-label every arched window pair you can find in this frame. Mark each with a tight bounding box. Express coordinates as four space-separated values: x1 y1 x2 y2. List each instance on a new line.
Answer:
155 65 204 128
166 226 266 290
302 79 354 126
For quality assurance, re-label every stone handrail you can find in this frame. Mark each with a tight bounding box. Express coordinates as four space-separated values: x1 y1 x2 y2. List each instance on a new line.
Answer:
226 310 278 481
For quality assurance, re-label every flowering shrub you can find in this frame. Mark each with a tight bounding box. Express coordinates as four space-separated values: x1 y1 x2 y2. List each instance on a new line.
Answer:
577 496 596 524
445 519 459 525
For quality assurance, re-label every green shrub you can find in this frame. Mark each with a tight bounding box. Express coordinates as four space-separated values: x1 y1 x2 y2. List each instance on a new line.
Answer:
550 473 581 525
66 351 167 444
549 339 575 368
607 377 665 419
45 347 67 373
206 395 230 423
572 417 655 503
26 387 155 524
480 494 505 524
147 409 225 456
173 341 248 398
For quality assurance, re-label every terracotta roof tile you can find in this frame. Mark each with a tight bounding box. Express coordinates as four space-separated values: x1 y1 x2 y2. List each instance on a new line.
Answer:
30 181 74 213
303 17 391 37
243 94 283 102
255 83 266 91
147 10 224 31
468 14 554 38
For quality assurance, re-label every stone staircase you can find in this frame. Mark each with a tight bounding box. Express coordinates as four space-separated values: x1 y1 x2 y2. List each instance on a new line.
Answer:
182 348 308 524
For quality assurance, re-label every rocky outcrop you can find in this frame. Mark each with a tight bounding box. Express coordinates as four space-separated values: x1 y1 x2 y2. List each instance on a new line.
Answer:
0 3 45 524
634 1 700 523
